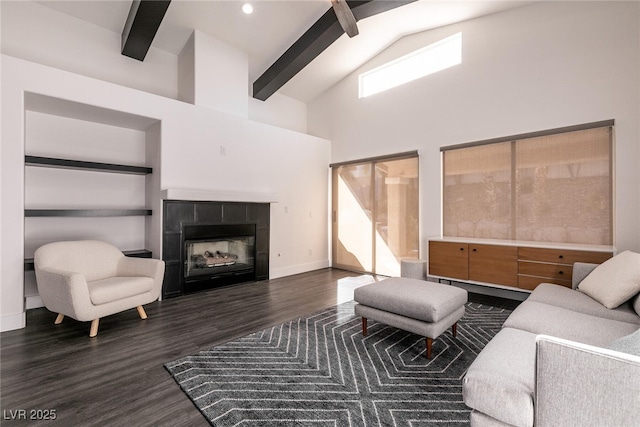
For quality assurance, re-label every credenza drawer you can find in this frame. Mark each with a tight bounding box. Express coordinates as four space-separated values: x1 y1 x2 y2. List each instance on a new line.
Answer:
517 247 612 265
518 261 573 281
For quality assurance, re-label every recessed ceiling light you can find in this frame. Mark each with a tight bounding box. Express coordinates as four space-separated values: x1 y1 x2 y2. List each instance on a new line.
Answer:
242 3 253 14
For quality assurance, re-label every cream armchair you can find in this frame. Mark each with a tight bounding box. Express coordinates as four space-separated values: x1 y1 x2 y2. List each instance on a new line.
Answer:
34 240 165 337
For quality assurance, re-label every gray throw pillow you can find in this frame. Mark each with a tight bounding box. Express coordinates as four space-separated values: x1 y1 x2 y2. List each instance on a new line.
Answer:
608 329 640 357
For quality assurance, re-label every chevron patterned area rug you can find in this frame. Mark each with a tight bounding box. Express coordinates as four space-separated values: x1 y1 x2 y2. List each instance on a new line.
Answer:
165 300 512 426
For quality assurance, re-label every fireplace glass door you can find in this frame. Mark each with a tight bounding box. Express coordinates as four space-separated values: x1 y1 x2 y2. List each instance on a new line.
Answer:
185 236 255 279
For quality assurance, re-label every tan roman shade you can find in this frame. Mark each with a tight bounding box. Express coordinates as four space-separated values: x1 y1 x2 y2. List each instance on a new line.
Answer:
442 122 613 245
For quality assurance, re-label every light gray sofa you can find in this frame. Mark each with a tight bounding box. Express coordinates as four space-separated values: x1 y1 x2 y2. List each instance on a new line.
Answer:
462 261 640 427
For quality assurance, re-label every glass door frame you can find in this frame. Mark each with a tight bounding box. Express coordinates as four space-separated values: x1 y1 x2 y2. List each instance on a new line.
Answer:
331 151 419 275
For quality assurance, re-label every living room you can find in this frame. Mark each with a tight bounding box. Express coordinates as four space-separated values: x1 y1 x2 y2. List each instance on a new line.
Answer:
1 0 639 425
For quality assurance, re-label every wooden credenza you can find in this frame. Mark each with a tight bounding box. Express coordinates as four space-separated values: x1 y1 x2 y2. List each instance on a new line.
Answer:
428 239 613 291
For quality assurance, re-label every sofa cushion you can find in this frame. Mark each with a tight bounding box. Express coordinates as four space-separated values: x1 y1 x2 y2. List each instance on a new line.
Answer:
608 328 640 356
571 262 598 289
469 410 516 427
463 328 537 427
527 283 640 325
577 250 640 309
634 293 640 317
503 301 640 347
89 276 155 305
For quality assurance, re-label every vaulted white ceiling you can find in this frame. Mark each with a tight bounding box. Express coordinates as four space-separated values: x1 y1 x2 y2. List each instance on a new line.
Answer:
37 0 531 103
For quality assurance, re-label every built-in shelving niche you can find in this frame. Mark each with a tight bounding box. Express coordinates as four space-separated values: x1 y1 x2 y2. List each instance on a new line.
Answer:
23 93 162 309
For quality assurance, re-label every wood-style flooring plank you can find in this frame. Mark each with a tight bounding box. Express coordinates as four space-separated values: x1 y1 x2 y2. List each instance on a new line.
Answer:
0 268 360 426
1 268 519 426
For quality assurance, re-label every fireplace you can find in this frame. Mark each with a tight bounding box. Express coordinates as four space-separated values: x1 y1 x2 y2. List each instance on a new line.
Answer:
183 223 256 293
162 200 270 299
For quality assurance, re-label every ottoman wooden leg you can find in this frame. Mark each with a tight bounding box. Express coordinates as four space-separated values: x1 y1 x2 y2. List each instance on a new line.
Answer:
362 317 368 336
452 322 457 337
426 337 433 359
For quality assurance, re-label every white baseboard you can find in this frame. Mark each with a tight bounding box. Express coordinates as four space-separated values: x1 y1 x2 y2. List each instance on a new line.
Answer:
270 259 331 280
1 311 26 332
26 295 44 309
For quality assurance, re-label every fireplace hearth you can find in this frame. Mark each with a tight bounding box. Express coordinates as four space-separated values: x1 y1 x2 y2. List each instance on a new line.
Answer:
162 200 270 298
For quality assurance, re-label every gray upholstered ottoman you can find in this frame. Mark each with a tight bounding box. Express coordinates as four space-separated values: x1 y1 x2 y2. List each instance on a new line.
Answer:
354 277 468 358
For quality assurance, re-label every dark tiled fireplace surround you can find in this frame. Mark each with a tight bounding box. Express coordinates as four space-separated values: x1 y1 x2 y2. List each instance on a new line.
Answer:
162 200 270 299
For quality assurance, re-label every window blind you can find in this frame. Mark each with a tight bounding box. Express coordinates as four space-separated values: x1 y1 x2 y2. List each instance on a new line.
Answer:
442 123 613 245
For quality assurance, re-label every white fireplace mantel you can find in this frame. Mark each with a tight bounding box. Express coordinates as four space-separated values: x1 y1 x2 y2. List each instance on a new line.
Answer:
161 188 278 204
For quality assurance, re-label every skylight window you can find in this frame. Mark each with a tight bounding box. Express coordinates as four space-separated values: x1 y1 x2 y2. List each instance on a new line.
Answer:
359 32 462 98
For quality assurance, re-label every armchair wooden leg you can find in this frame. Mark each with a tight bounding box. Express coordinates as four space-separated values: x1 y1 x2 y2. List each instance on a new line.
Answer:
89 319 100 337
136 305 148 320
362 317 368 336
54 314 65 325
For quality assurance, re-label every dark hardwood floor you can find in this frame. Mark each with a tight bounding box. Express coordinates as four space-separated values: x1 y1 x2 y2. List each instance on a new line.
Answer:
1 269 519 426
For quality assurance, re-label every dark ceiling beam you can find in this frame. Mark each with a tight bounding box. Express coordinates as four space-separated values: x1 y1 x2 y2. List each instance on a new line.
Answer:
121 0 171 61
252 0 416 101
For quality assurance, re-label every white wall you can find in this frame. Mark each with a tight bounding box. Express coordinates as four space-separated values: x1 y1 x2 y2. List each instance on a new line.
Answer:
178 30 250 118
1 55 330 331
178 33 196 105
145 122 163 268
1 1 309 134
193 30 249 117
309 1 640 255
249 93 309 135
1 0 178 99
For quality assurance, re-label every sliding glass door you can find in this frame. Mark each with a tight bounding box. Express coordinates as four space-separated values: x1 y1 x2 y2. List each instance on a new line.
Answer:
332 154 419 276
